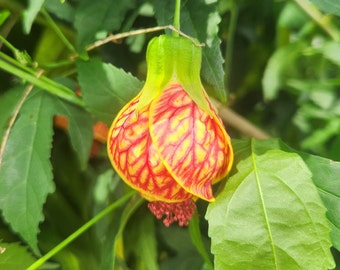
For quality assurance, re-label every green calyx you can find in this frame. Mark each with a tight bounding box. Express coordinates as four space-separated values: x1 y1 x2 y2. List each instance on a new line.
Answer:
137 35 212 114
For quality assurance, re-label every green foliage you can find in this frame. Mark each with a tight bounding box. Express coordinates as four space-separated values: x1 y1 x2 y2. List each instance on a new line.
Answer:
0 242 36 269
207 140 335 270
310 0 340 17
77 59 143 125
0 0 340 269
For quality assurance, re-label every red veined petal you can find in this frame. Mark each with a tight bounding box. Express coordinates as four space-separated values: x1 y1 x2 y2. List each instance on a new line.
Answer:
149 84 233 202
107 94 192 202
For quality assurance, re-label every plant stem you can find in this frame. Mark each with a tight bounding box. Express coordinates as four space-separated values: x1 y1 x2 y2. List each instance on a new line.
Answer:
173 0 181 37
27 191 137 270
224 2 238 93
41 8 77 53
294 0 340 41
0 34 18 54
0 56 84 107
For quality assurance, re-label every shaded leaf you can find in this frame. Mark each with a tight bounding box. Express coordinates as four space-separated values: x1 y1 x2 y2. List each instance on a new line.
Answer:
22 0 45 34
53 99 94 170
77 58 143 125
153 0 226 101
0 90 55 254
74 0 134 50
124 212 158 270
44 0 75 23
309 0 340 17
0 242 35 269
0 87 23 140
189 214 213 270
206 141 334 270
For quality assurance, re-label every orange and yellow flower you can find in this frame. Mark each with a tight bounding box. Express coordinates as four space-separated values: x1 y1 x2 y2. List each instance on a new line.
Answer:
107 35 233 226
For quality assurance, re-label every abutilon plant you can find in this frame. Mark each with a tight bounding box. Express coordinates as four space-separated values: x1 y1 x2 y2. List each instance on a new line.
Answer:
107 34 233 226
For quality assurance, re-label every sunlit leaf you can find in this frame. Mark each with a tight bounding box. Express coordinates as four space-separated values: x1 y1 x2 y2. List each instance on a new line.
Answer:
0 90 56 254
206 141 335 270
0 9 10 26
77 58 143 125
0 242 35 269
234 138 340 252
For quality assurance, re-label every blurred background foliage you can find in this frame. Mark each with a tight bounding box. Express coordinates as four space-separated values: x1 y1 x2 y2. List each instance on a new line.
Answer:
1 0 340 269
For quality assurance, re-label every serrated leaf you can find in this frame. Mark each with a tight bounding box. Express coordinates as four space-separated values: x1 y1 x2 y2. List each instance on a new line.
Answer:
153 0 226 101
0 87 23 139
22 0 45 34
201 39 226 101
77 58 143 125
0 242 35 269
206 143 334 270
74 0 134 50
309 0 340 17
0 89 55 254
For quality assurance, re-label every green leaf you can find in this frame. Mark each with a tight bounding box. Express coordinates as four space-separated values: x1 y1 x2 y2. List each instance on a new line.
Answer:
44 0 75 23
258 139 340 252
0 87 23 140
0 242 36 269
23 0 45 34
0 89 55 254
234 138 340 252
124 212 158 270
74 0 135 50
189 215 213 270
153 0 226 101
53 99 94 170
0 9 10 26
309 0 340 17
262 42 303 100
77 58 143 125
206 141 335 270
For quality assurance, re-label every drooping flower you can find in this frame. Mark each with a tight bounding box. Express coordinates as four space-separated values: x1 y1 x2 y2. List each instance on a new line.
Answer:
107 35 233 226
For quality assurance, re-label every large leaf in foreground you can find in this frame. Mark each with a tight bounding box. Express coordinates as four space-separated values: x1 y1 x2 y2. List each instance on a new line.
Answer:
0 90 55 254
234 138 340 252
77 59 143 125
206 147 334 270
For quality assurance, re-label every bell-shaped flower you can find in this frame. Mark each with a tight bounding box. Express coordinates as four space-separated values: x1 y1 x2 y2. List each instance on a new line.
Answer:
107 35 233 226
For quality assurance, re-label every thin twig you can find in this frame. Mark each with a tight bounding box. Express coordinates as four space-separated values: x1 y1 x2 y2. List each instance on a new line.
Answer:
86 25 204 51
0 70 44 168
210 97 270 139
